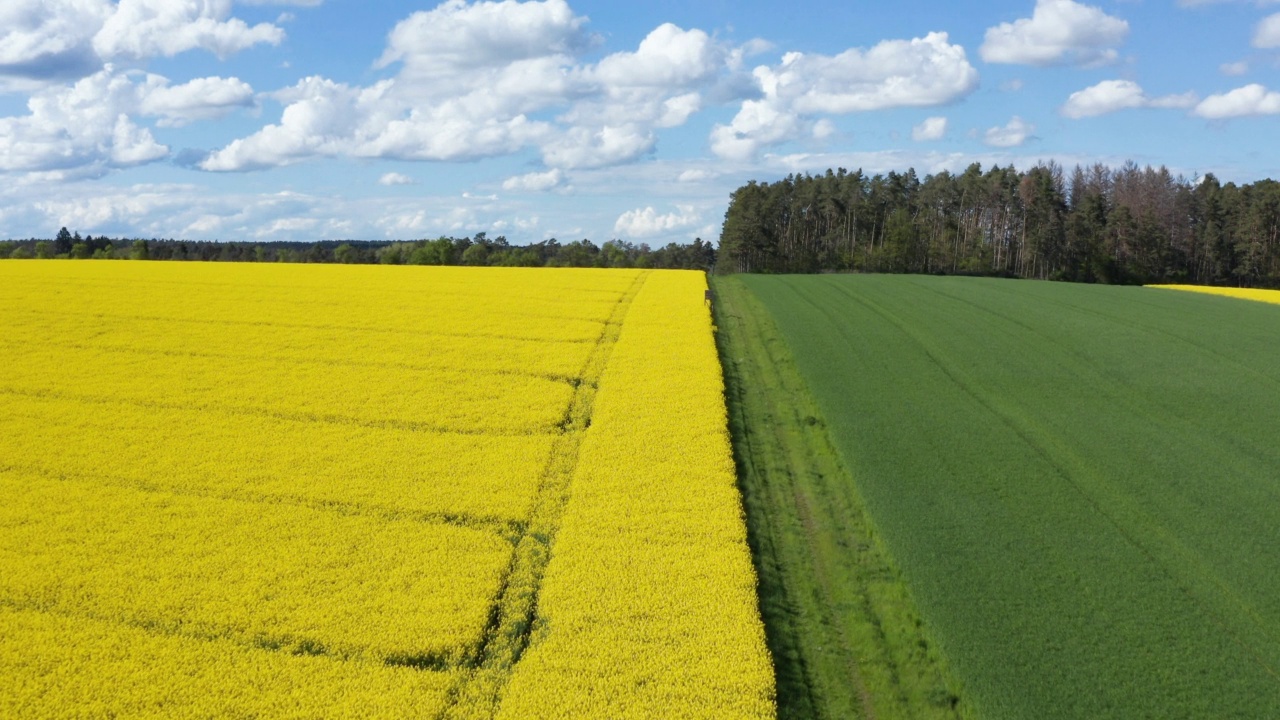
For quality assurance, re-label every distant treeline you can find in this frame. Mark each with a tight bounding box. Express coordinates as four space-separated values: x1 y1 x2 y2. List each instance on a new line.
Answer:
719 161 1280 287
1 229 717 271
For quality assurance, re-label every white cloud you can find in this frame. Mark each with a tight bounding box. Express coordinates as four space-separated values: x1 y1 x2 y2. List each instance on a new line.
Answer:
551 24 726 167
1220 61 1249 76
677 169 716 183
93 0 285 60
764 33 978 115
983 116 1034 147
980 0 1129 67
1255 12 1280 47
711 32 977 160
0 0 298 92
1060 79 1197 118
375 0 590 78
502 168 564 192
203 5 742 172
710 98 802 162
812 118 837 140
0 0 111 82
359 110 552 163
540 124 654 169
912 116 948 141
0 63 259 175
592 23 722 88
139 75 255 127
1193 83 1280 118
0 66 166 175
201 73 558 170
613 204 700 238
378 172 415 186
200 76 368 170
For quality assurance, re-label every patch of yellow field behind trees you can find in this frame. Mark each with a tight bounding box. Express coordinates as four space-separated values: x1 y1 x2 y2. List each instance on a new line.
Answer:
0 261 774 719
1148 284 1280 306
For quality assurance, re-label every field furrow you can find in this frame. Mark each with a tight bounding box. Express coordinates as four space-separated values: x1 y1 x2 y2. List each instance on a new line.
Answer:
0 342 574 434
0 605 458 720
0 470 512 665
0 392 552 525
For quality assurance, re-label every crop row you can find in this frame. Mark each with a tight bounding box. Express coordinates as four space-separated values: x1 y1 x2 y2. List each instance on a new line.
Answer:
1 393 553 525
0 470 510 664
0 606 459 719
0 340 574 434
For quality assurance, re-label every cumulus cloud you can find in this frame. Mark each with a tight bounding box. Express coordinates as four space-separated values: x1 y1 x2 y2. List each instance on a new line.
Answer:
502 168 564 192
204 4 744 172
1221 61 1249 76
613 204 700 238
551 24 725 166
0 0 111 83
710 98 802 162
1193 83 1280 118
196 5 978 173
0 0 290 91
139 75 255 127
592 23 722 88
378 172 415 186
677 169 716 183
0 66 171 176
765 33 978 114
93 0 285 60
983 116 1034 147
1255 12 1280 47
912 116 948 141
200 76 367 170
981 0 1129 67
711 32 977 160
540 125 655 169
376 0 591 78
0 61 267 176
1060 79 1197 118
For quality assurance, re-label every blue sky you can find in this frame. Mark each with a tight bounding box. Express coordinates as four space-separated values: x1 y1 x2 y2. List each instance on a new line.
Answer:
1 0 1278 245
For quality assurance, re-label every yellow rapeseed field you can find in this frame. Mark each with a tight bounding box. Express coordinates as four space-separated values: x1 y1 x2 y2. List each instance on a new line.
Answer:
0 261 774 719
1148 284 1280 306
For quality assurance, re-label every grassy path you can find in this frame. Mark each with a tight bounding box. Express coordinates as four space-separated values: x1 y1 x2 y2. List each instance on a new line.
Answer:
712 276 965 720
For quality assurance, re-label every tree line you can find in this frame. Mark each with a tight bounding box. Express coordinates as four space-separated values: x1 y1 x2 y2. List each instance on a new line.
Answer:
1 230 717 271
718 161 1280 287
